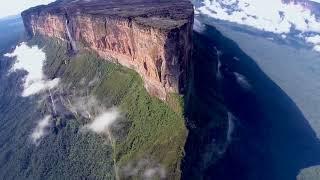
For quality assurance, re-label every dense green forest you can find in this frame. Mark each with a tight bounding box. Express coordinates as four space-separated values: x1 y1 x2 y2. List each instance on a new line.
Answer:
0 19 115 179
33 36 187 179
0 17 186 179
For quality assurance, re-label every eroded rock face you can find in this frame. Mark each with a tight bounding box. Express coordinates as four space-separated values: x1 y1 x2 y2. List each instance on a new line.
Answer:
22 0 194 100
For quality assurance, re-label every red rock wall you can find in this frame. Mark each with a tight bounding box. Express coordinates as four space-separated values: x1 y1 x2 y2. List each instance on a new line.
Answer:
22 13 193 100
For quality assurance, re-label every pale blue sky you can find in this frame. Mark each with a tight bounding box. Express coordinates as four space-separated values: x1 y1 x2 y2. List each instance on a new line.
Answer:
0 0 55 18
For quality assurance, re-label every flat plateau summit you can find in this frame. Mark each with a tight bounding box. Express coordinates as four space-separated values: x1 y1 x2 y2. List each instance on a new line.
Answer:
22 0 194 100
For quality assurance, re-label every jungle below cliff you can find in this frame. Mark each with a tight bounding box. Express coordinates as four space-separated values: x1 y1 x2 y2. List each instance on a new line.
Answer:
0 32 188 179
0 16 230 179
2 3 320 180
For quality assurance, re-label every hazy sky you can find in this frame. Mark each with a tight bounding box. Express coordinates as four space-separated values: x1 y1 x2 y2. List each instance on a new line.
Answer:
0 0 55 18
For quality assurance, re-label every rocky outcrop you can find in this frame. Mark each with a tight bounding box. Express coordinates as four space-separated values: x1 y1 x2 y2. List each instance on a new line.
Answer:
21 0 194 100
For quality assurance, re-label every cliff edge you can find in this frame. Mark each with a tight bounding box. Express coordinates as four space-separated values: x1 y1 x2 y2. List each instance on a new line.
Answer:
21 0 194 100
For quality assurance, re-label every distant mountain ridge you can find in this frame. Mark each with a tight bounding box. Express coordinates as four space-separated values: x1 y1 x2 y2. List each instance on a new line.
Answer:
0 15 21 22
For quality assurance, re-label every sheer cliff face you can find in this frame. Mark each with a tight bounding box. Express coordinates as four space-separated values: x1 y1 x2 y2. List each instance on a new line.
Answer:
22 0 194 100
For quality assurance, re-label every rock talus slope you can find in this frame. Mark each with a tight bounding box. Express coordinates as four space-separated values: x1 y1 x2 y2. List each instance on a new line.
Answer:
22 0 194 100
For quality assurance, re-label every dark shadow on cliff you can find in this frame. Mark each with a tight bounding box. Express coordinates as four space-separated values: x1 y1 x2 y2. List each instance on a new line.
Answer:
182 23 320 180
181 30 229 179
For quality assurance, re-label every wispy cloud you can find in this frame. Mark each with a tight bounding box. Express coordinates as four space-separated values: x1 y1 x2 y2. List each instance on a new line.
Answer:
5 42 60 96
31 115 51 145
83 108 120 134
121 158 166 179
193 18 207 33
234 72 252 90
64 95 121 135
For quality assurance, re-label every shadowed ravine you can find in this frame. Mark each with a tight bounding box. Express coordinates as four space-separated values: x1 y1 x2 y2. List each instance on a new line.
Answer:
182 22 320 180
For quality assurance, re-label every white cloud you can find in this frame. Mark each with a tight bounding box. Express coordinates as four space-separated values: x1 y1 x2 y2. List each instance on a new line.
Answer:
31 115 51 145
198 0 320 33
197 0 320 51
234 72 251 90
66 96 98 119
0 0 55 18
310 0 320 3
305 35 320 44
313 45 320 52
121 158 166 179
65 95 122 137
83 108 120 134
144 167 166 179
193 18 206 33
5 42 60 96
305 35 320 52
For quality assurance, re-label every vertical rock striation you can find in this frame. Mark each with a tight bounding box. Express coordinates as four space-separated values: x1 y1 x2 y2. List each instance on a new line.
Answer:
22 0 194 100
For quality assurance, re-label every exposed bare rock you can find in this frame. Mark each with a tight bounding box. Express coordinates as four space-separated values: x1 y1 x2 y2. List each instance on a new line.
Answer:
22 0 194 100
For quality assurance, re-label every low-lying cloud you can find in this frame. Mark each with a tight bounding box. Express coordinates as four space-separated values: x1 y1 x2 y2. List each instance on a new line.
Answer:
66 96 100 119
121 158 166 180
305 34 320 51
193 18 206 33
197 0 320 52
83 108 120 134
4 42 60 96
64 95 121 135
234 72 252 90
198 0 320 33
31 115 51 145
